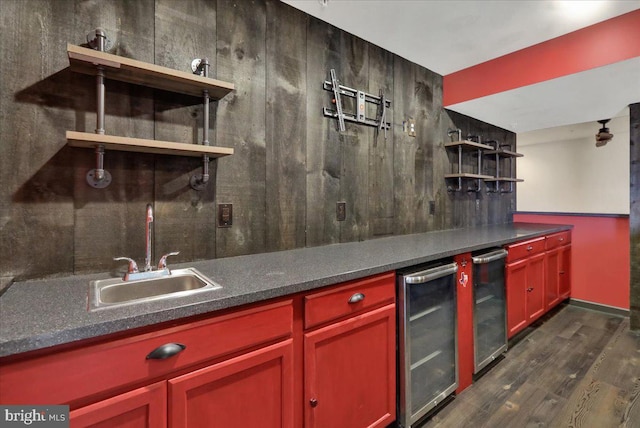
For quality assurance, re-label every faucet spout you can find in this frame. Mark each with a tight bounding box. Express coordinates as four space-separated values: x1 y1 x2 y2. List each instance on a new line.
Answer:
145 204 153 272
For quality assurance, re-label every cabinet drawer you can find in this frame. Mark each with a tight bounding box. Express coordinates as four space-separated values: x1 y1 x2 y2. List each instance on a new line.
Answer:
545 231 571 250
304 272 395 330
0 299 292 407
506 237 545 263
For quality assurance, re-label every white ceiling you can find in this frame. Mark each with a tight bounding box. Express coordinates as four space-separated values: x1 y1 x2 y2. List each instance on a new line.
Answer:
283 0 640 133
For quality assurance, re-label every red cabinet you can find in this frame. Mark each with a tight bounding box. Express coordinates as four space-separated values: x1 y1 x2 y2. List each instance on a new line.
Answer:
304 305 395 428
0 273 397 428
526 253 546 322
506 238 546 338
70 382 167 428
506 231 572 338
303 273 396 428
559 245 571 298
545 231 572 311
169 339 294 428
544 249 561 309
0 300 293 428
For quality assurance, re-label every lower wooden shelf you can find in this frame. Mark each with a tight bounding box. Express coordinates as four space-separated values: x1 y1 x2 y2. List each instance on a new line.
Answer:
484 177 524 182
444 173 494 179
66 131 234 158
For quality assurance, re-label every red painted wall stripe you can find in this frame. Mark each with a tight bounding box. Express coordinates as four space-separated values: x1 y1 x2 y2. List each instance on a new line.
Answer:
444 9 640 106
514 214 630 310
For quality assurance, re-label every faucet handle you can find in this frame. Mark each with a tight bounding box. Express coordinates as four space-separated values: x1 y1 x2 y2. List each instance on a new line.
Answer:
114 257 139 274
158 251 180 270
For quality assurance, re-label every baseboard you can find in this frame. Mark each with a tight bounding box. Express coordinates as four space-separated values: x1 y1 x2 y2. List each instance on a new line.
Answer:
569 298 630 317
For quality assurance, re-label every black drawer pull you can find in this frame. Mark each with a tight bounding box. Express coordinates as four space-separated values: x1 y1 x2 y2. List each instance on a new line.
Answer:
526 246 533 251
146 343 186 360
348 293 365 304
527 287 534 292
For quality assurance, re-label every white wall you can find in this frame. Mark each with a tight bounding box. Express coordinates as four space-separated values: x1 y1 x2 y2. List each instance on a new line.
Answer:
516 112 630 214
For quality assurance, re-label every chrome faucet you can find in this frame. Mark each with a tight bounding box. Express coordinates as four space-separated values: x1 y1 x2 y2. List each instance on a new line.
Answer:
114 204 180 281
144 204 153 272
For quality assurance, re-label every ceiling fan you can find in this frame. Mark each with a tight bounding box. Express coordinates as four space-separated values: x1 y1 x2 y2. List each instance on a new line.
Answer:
595 119 613 147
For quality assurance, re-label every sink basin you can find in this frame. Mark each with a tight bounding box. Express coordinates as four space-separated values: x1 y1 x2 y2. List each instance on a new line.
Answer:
89 268 221 310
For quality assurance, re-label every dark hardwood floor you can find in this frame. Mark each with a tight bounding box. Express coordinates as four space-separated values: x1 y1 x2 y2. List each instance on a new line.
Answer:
419 304 640 428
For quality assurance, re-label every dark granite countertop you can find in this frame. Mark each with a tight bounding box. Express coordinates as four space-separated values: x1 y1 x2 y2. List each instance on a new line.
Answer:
0 222 571 358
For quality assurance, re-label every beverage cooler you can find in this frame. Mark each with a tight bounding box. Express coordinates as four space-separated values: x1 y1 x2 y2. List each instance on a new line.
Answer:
397 262 458 428
472 249 508 372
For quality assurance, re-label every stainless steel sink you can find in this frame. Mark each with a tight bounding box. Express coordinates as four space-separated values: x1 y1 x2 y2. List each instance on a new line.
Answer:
89 268 221 310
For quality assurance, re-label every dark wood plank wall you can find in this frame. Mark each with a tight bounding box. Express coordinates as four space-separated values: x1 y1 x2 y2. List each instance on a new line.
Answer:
630 102 639 330
72 1 156 275
265 1 308 252
368 45 395 238
0 0 516 282
153 0 219 265
306 19 342 248
215 0 267 257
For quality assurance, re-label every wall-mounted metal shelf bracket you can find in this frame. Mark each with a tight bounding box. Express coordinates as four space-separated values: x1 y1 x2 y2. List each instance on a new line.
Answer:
445 133 490 193
322 69 391 137
190 57 212 191
86 28 112 188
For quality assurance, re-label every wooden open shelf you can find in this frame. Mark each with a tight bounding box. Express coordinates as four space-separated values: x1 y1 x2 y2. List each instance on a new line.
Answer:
445 173 494 180
66 131 234 158
444 140 494 151
485 149 523 158
67 44 234 99
484 177 524 182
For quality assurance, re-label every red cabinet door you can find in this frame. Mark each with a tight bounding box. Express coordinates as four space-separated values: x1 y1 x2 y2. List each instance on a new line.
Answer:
70 381 166 428
304 304 396 428
526 253 546 322
506 259 528 338
168 339 294 428
544 249 561 310
559 245 572 298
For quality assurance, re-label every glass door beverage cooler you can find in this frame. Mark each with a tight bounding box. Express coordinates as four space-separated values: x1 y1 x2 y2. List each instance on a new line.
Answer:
397 262 458 428
472 249 508 372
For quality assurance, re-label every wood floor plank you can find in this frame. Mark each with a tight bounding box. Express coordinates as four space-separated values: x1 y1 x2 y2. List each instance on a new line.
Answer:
416 306 638 428
550 378 638 428
419 396 490 428
481 381 565 428
530 324 616 399
590 318 640 391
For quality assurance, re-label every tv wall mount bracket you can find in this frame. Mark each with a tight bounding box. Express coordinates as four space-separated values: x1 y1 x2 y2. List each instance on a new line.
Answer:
322 69 391 137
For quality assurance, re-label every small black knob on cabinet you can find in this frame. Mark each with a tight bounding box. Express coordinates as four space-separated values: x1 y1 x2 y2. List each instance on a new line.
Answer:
310 398 318 408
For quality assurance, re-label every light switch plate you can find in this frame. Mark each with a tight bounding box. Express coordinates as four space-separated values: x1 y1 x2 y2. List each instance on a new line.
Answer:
336 202 346 221
218 203 232 227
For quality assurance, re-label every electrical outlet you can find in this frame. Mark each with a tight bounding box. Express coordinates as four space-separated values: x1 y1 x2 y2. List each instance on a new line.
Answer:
218 203 232 227
336 202 346 221
403 119 416 137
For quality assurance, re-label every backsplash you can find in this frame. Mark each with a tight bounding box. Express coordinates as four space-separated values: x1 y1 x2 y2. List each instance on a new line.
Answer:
0 0 516 282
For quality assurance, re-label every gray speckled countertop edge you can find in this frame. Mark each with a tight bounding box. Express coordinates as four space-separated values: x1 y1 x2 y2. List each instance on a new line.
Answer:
0 222 571 358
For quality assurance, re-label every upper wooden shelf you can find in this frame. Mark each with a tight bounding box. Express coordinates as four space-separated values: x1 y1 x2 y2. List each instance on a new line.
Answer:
66 131 234 158
444 140 494 151
67 44 234 99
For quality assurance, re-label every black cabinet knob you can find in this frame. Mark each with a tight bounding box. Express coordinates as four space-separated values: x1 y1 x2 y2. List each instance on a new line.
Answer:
310 398 318 408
